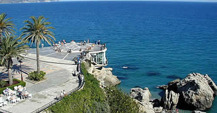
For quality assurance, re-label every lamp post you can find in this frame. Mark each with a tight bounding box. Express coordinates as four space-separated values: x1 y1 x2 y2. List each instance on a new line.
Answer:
17 57 23 81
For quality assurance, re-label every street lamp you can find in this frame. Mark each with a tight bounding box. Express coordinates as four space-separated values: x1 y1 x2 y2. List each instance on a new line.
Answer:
17 57 23 81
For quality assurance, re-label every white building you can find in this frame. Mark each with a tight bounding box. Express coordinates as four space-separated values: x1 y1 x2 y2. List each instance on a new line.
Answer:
86 44 108 67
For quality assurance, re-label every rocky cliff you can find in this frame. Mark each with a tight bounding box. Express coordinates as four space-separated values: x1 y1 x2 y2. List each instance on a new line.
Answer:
130 87 156 113
83 60 121 87
131 73 217 113
158 73 217 111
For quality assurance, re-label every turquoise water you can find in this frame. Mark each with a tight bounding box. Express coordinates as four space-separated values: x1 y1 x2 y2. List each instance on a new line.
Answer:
1 1 217 112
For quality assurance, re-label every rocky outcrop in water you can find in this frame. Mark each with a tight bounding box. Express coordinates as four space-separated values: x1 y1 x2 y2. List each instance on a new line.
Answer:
204 74 217 95
176 73 215 110
162 90 179 110
130 87 151 103
130 87 155 113
159 73 217 111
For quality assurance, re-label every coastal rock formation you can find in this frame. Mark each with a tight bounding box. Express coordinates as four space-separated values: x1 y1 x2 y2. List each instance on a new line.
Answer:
193 110 206 113
133 73 217 112
157 79 180 91
138 102 155 113
99 67 121 86
130 87 151 103
85 62 120 87
130 87 155 113
204 74 217 95
163 73 217 110
153 107 163 113
175 73 215 110
162 90 179 110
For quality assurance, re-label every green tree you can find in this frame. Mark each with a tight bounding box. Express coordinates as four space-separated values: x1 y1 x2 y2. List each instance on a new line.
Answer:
21 16 55 74
0 36 29 85
0 13 14 38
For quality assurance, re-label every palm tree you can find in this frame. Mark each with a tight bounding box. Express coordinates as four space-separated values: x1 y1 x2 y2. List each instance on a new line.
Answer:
0 13 14 38
0 36 29 85
21 16 55 74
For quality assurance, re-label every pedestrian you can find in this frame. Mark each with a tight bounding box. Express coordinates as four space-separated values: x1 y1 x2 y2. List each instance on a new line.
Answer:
74 71 76 76
63 90 66 96
60 91 64 98
63 40 66 44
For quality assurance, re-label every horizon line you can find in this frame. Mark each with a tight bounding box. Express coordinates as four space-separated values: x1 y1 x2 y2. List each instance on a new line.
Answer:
60 0 217 2
1 0 217 5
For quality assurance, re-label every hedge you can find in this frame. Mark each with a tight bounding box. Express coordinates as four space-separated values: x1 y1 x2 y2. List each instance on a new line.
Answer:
0 79 26 94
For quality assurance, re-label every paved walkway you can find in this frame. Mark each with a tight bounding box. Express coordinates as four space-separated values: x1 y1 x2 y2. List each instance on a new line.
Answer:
1 53 79 113
27 47 81 61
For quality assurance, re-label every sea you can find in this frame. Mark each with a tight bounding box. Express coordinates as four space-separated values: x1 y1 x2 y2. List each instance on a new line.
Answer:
1 1 217 112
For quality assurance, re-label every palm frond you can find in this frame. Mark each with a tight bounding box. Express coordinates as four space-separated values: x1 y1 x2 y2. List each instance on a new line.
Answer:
21 16 55 46
0 13 14 37
0 36 29 68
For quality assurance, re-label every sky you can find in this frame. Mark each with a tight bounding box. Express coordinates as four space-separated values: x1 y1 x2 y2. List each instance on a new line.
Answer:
59 0 217 2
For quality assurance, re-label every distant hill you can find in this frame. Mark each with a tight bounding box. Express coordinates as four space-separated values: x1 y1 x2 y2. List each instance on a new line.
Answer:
0 0 59 4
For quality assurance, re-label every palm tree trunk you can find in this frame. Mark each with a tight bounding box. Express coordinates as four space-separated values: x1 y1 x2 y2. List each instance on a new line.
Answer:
0 29 2 43
20 62 23 81
36 41 40 74
0 29 2 38
8 60 13 86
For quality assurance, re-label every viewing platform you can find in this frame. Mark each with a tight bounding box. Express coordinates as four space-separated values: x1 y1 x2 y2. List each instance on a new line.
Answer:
27 40 108 67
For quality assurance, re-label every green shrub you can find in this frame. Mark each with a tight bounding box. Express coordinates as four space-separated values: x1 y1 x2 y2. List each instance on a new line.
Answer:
105 87 139 113
28 71 46 81
48 62 139 113
0 80 6 88
49 63 109 113
0 79 26 94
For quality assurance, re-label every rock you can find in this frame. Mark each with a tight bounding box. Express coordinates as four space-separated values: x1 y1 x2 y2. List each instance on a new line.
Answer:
140 102 155 113
157 85 168 90
130 87 155 113
162 90 179 110
161 110 166 113
167 79 180 91
168 79 180 86
134 100 155 113
168 73 217 110
154 106 163 113
204 74 217 95
152 99 161 107
157 79 180 91
102 68 121 86
192 110 206 113
85 61 121 87
130 87 151 103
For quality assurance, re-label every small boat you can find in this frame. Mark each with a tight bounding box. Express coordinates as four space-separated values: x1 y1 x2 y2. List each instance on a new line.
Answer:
122 66 128 69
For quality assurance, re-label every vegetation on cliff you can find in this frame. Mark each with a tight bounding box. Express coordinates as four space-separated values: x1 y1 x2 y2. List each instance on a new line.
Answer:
48 63 139 113
105 87 139 113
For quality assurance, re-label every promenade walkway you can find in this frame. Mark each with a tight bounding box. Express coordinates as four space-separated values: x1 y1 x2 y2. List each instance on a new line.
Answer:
0 52 79 113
